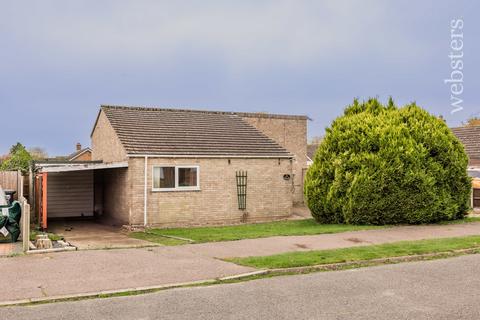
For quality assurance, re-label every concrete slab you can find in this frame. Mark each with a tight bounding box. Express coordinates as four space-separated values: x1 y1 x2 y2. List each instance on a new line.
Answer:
0 242 22 256
47 220 156 250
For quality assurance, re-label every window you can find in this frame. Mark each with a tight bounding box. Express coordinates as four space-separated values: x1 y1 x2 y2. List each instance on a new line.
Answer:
152 166 200 191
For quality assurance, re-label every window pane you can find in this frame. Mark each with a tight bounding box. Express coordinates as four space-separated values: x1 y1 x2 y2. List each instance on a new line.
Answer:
178 167 198 187
153 167 175 188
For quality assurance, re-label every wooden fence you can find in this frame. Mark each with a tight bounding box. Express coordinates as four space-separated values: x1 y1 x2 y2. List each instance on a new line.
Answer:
0 171 20 192
0 170 29 201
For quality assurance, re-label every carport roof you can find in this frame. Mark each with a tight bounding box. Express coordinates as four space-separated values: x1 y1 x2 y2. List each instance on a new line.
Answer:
35 161 128 173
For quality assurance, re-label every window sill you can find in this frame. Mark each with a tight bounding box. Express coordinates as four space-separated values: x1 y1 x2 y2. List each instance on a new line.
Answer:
151 188 201 192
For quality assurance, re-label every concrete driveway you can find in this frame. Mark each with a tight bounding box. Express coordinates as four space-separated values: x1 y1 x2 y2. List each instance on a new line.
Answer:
47 220 156 250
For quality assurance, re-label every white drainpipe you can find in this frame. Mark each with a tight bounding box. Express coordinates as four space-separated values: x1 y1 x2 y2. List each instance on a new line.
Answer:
144 156 148 226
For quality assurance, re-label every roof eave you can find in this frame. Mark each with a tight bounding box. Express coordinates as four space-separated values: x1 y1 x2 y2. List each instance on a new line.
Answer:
126 153 294 159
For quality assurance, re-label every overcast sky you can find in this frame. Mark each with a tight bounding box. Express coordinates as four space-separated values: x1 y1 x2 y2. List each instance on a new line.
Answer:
1 1 479 156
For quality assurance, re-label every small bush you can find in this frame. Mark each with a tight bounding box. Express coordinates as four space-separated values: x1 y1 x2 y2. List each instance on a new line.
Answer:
304 98 471 225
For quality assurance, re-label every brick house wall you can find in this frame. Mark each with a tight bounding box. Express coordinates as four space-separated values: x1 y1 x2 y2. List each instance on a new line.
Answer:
469 158 480 167
101 168 130 224
240 115 308 204
91 110 128 162
127 157 294 227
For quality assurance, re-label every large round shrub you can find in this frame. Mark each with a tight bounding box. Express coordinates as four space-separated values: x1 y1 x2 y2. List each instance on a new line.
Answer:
304 98 471 225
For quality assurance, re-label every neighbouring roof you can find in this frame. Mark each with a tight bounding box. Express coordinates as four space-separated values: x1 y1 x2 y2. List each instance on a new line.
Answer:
451 126 480 160
67 147 92 161
98 105 303 157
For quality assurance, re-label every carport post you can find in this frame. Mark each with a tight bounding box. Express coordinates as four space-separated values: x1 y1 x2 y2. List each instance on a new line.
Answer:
22 201 30 252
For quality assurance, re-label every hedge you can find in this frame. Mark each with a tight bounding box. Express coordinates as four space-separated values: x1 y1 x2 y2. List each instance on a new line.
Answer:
304 98 471 225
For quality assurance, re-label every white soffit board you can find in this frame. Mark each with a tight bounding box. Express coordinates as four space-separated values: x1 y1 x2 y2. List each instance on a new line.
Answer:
38 162 128 173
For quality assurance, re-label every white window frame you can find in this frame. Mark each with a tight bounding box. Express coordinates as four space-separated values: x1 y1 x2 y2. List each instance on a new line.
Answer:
152 165 200 192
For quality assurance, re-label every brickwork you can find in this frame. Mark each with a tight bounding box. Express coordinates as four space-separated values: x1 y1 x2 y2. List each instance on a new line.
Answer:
91 110 128 162
127 157 294 227
241 116 308 204
469 158 480 167
101 168 130 224
71 151 92 161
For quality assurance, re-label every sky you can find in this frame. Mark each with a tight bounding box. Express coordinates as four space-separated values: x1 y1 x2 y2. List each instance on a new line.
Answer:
0 0 479 156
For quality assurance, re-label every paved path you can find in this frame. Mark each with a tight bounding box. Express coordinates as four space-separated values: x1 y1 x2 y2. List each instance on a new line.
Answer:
187 222 480 258
4 254 480 319
1 222 480 303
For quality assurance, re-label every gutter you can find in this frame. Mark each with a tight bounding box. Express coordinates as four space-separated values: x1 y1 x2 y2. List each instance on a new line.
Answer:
128 154 293 159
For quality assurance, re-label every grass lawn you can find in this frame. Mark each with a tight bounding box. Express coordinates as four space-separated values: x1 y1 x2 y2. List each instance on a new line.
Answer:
129 219 385 245
129 216 480 246
226 235 480 269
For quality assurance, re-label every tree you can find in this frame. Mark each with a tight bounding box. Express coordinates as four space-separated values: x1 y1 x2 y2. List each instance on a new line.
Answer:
28 147 48 160
0 143 33 174
463 117 480 127
304 98 471 225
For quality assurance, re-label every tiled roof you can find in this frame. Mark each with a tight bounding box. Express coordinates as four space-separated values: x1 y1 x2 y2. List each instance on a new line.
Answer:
451 126 480 160
100 105 297 157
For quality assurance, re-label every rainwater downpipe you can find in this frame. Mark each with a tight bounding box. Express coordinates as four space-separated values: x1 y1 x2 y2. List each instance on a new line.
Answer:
144 156 148 227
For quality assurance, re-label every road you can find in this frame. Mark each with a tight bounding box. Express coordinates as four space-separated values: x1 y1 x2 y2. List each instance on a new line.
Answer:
4 222 480 303
3 254 480 320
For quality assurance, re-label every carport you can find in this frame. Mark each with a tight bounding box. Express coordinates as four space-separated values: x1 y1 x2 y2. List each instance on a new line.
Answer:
33 161 128 230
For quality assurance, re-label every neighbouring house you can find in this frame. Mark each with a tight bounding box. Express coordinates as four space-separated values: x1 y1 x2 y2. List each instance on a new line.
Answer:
306 143 320 166
33 106 308 228
67 143 92 161
451 126 480 208
45 143 92 162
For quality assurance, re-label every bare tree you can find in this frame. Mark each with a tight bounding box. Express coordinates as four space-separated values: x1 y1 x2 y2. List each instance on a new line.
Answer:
28 147 48 160
309 136 323 144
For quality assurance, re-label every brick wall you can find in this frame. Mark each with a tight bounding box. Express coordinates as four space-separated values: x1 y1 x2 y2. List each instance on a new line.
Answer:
127 157 294 227
91 110 127 162
469 158 480 167
240 115 308 204
72 151 92 161
100 168 130 224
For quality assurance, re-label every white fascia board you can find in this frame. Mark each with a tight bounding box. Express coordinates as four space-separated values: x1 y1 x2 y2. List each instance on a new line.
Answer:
38 162 128 173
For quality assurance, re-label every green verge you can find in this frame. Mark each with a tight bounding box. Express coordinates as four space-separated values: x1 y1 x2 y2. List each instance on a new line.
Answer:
130 217 480 246
226 235 480 269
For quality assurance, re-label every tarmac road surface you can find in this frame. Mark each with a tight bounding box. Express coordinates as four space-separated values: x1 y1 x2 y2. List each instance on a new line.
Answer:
3 254 480 320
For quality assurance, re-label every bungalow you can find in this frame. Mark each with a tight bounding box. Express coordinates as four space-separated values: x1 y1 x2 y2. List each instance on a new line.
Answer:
34 106 308 228
451 126 480 208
